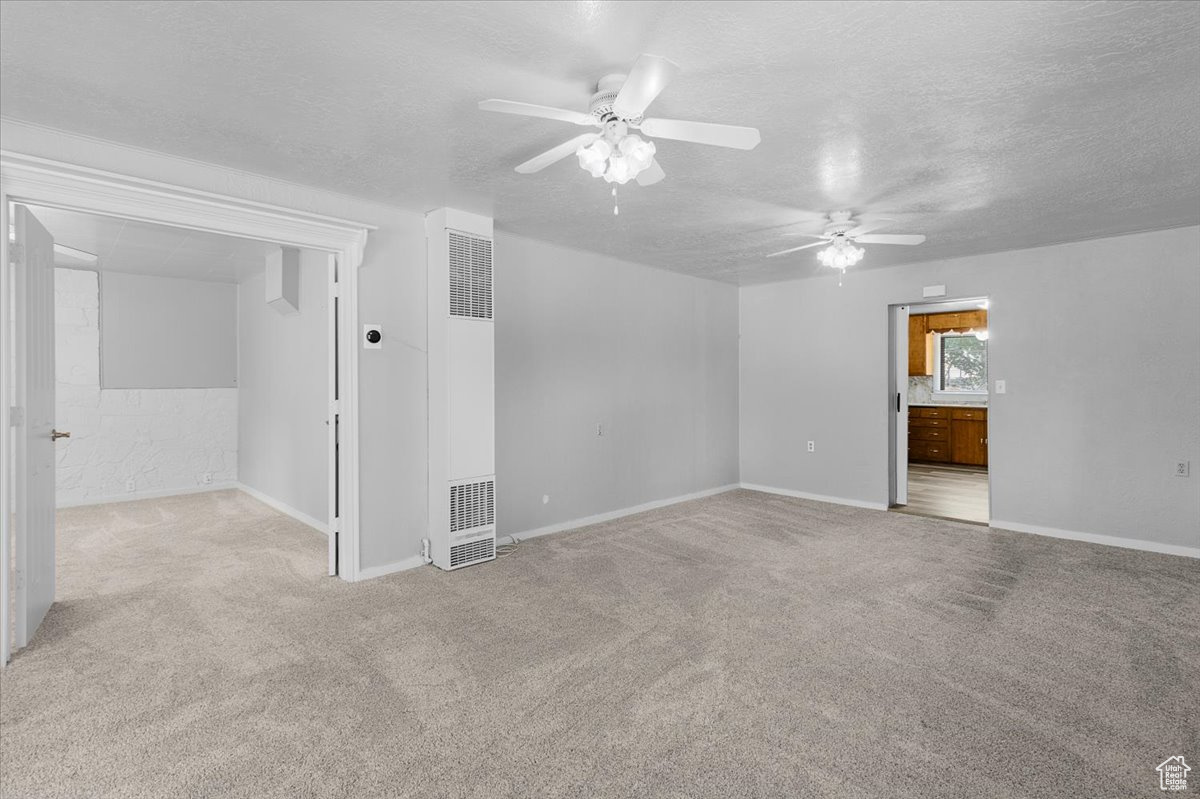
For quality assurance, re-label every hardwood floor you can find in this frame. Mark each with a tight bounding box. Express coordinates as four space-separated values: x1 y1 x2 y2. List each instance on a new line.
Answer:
894 463 989 524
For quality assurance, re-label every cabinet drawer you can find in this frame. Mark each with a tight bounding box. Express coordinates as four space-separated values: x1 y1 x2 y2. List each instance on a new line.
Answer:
909 440 950 462
950 407 987 421
918 407 951 419
910 427 949 442
910 417 949 428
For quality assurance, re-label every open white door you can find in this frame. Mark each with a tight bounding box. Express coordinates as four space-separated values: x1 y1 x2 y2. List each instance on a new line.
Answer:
12 205 58 649
890 304 909 507
327 254 339 577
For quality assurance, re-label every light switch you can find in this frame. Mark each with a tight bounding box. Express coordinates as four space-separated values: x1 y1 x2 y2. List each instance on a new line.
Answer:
994 379 1006 394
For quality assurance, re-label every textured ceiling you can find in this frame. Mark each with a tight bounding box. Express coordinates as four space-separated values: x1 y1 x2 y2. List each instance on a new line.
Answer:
28 205 273 283
2 0 1198 285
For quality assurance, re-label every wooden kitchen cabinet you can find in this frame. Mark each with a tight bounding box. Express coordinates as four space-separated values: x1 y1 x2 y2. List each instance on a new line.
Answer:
909 406 988 466
908 315 932 376
924 309 987 333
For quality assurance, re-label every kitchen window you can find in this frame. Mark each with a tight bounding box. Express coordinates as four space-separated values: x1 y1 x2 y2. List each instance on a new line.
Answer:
934 332 988 394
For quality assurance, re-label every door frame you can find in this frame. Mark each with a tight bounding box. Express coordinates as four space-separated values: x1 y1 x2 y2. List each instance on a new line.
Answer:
1 152 374 664
888 304 909 507
887 295 993 521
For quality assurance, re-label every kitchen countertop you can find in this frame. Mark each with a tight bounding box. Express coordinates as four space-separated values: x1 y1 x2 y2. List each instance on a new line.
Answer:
909 403 988 409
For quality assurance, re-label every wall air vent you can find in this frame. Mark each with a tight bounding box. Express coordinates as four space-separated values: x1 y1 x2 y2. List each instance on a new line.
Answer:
448 231 493 320
449 536 496 569
450 479 495 533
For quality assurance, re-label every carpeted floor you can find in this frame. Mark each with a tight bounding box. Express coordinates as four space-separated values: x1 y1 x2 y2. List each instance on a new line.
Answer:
1 488 1197 799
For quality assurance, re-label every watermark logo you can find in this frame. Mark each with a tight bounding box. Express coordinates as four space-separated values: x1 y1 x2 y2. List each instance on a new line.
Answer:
1157 756 1190 792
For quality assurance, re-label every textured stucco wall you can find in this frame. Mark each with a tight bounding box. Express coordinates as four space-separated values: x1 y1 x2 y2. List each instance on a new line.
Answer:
55 268 237 506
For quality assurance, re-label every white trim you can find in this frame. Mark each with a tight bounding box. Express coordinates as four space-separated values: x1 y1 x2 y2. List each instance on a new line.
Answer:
989 520 1200 559
739 483 890 511
1 152 371 664
354 556 427 581
56 482 238 508
236 483 328 536
498 484 741 545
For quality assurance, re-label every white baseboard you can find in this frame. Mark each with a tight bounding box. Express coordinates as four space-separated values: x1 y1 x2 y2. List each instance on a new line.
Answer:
235 483 328 536
739 483 889 512
989 520 1200 559
354 555 427 581
499 483 741 545
57 482 238 508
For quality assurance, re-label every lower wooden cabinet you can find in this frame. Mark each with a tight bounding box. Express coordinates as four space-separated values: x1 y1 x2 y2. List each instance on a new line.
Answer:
909 406 987 466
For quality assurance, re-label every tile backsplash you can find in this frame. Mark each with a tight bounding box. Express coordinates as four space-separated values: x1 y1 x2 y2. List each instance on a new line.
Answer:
908 376 988 406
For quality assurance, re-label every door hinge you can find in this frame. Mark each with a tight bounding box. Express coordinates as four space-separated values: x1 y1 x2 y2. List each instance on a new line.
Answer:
8 242 24 265
9 406 23 427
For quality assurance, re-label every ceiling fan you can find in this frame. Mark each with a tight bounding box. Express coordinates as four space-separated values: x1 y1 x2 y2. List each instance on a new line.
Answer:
479 54 761 192
767 211 926 270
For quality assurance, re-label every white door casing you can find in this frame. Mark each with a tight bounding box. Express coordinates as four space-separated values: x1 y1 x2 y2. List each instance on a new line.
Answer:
891 304 909 507
12 205 57 649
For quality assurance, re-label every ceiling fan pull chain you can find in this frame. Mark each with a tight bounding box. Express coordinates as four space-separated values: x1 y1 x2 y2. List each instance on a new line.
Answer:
612 186 619 216
838 266 845 287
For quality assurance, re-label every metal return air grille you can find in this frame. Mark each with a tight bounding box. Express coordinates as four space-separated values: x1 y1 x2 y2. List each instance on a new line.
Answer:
450 479 495 533
448 231 493 319
449 537 495 569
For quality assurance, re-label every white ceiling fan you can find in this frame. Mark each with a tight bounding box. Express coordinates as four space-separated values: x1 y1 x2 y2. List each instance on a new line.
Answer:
768 211 927 270
479 54 761 189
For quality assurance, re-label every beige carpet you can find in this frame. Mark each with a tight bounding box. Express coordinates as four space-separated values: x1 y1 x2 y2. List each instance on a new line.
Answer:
1 488 1197 799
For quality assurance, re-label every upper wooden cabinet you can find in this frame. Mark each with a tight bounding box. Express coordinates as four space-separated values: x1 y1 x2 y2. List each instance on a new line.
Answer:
924 309 987 333
908 315 932 376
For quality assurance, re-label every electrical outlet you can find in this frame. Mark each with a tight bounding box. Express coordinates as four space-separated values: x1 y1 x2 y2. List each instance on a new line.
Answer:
126 479 136 493
596 423 604 437
807 441 815 453
1176 461 1191 477
202 472 213 485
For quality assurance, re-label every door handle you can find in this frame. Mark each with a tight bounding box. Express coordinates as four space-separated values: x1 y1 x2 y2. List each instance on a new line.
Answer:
51 429 71 441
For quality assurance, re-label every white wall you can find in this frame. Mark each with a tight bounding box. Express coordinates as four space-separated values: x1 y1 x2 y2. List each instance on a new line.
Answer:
495 233 740 537
55 268 237 506
101 271 237 388
740 226 1200 550
237 252 329 527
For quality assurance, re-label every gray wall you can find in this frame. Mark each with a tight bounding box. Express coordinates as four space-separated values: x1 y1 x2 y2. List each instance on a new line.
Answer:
237 250 329 525
495 233 740 537
100 271 237 388
740 226 1200 550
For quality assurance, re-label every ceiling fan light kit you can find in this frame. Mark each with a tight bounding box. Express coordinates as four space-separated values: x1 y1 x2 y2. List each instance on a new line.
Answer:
767 211 928 278
479 54 761 200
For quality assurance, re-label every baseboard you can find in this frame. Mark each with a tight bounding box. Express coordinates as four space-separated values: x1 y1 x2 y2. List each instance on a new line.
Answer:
354 555 427 581
235 483 328 536
739 483 889 511
57 482 238 508
990 519 1200 559
498 483 741 545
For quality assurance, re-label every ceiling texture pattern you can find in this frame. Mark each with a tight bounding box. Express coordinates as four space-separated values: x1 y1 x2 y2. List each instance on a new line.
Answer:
2 0 1198 284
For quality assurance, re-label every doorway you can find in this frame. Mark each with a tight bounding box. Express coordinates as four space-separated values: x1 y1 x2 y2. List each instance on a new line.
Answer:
1 153 370 664
889 298 991 524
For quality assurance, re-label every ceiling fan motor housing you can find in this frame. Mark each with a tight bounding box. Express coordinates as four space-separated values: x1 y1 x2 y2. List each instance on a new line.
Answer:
590 74 642 124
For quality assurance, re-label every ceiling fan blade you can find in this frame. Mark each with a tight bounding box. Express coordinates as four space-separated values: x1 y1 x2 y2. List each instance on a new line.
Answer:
515 133 598 174
612 54 680 119
855 233 927 245
639 118 761 150
479 99 594 126
844 218 895 237
767 240 827 258
636 159 665 186
783 231 829 238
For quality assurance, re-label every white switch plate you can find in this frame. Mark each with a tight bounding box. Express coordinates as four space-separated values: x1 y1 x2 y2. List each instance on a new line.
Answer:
994 379 1006 394
363 323 382 349
923 285 947 298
